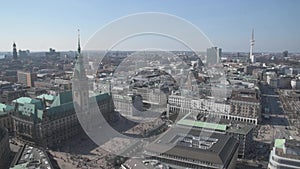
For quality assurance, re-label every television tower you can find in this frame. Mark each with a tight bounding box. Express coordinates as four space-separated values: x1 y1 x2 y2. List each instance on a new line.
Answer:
249 29 255 63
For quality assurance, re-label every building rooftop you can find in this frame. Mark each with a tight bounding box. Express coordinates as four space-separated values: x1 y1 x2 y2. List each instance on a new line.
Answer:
226 122 254 135
145 127 239 165
275 139 285 149
231 88 259 103
0 103 13 115
10 145 53 169
13 97 44 109
50 91 73 107
177 119 227 131
123 159 154 169
274 139 300 161
36 94 56 101
178 116 254 135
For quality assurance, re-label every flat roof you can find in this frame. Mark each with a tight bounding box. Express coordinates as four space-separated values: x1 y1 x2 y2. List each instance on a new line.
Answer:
145 127 239 165
275 139 286 149
226 123 254 135
10 145 53 169
177 119 227 131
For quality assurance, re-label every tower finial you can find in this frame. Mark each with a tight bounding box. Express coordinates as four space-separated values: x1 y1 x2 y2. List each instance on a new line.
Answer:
77 29 81 54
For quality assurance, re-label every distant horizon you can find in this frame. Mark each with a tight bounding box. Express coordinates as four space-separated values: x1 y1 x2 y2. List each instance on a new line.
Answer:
0 49 298 54
1 1 300 52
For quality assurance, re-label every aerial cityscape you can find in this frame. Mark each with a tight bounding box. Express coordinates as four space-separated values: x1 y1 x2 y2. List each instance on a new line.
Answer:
1 1 300 169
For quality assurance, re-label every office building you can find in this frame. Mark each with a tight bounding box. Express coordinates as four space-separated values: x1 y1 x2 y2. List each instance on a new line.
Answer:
177 117 254 159
229 89 261 125
168 94 230 118
268 139 300 169
283 50 288 58
207 47 222 65
17 71 37 87
144 127 239 169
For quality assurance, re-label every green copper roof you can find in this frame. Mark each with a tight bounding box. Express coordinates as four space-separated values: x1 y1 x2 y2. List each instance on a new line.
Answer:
0 103 13 115
51 91 73 107
177 119 227 131
275 139 286 149
37 94 56 101
10 162 29 169
13 97 44 120
13 97 37 104
37 109 44 120
47 102 74 114
95 93 110 102
13 97 44 109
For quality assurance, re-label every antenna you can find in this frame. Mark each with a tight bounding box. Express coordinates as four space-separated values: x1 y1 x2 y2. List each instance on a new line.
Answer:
252 29 254 42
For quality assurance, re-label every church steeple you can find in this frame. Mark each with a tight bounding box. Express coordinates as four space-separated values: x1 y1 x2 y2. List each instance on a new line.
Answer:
77 29 81 54
13 42 18 60
73 29 87 80
72 29 89 115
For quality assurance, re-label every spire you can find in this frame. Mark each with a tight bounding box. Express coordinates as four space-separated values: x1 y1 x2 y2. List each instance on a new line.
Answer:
73 29 86 80
13 42 18 60
77 29 81 54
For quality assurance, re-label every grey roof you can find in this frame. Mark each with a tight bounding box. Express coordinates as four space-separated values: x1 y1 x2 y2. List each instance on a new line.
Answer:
123 159 155 169
145 127 239 165
10 144 53 169
226 123 254 135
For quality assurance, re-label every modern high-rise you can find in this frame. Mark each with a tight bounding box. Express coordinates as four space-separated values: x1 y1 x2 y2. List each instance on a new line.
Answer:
283 50 288 58
17 71 37 87
206 47 222 65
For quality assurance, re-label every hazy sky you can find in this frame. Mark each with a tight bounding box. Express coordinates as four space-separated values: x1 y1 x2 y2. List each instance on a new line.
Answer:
0 0 299 52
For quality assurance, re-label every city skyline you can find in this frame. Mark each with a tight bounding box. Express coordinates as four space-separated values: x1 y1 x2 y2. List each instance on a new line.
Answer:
0 0 300 52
